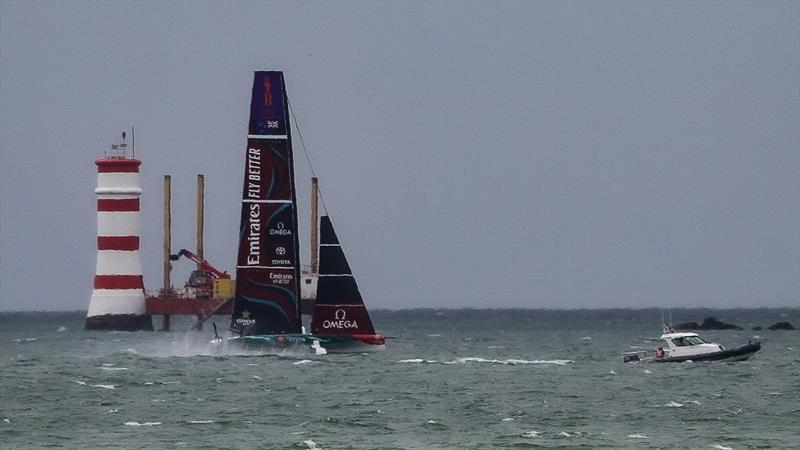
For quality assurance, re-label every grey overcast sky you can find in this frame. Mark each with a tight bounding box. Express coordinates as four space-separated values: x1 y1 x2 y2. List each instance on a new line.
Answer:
1 1 798 311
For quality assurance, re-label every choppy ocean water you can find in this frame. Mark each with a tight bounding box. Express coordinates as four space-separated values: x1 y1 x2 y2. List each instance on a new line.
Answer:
1 308 798 449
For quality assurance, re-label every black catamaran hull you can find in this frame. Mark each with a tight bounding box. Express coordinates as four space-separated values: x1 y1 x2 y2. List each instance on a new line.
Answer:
653 342 761 363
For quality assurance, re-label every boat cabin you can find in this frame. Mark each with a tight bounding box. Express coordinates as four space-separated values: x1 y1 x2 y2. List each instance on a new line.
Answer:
656 332 724 359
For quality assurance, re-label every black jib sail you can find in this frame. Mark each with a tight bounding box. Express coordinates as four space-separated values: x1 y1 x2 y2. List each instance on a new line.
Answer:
230 71 302 335
311 215 377 335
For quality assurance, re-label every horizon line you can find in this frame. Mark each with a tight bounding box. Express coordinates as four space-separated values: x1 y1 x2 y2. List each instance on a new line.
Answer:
1 306 798 314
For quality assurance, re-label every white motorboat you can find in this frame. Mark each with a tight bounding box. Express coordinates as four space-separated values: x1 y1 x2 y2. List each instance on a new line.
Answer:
623 325 761 363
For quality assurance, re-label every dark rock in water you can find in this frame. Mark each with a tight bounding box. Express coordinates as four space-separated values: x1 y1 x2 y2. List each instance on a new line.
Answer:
699 317 743 330
674 317 742 331
752 326 762 331
768 322 795 331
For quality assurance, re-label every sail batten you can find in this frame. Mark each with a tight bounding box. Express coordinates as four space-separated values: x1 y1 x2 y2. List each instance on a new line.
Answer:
230 72 302 336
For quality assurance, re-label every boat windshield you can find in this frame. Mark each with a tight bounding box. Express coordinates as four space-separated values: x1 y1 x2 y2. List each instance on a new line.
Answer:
671 336 707 346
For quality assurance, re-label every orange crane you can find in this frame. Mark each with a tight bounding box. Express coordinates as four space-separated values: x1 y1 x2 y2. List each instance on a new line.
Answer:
170 249 230 298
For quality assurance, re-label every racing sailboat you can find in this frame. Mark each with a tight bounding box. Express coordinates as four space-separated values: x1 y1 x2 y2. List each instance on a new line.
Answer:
227 71 323 354
310 215 386 352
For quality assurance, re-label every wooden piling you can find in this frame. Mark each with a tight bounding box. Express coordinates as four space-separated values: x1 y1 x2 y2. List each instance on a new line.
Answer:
196 174 205 266
162 175 172 332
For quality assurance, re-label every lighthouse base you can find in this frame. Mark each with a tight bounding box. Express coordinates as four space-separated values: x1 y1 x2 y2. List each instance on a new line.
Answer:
85 314 154 331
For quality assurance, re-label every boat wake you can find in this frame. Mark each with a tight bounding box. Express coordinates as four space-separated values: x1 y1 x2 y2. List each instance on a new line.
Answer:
399 357 573 366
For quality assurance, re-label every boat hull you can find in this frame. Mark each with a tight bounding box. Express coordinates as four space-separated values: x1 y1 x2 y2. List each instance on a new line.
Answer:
316 334 386 353
221 334 324 354
654 342 761 363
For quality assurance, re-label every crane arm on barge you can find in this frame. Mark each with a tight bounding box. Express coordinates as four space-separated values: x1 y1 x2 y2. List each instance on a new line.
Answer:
170 249 230 279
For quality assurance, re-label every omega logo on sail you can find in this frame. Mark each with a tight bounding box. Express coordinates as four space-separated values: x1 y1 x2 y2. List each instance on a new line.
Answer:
322 309 358 329
270 221 292 236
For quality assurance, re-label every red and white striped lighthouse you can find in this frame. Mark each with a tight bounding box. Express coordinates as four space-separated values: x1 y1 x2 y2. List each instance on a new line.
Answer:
85 134 153 331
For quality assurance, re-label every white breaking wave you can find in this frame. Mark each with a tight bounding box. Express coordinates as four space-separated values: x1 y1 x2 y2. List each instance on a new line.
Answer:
56 326 67 332
73 380 116 390
711 445 733 450
447 357 573 365
303 439 319 449
628 433 648 439
124 421 161 426
293 359 317 365
664 401 683 407
187 420 215 424
579 336 592 340
501 417 514 422
101 367 129 371
521 431 540 438
398 357 572 365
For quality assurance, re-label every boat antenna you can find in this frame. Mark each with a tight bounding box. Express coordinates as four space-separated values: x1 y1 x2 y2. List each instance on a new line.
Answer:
131 126 135 158
287 94 329 215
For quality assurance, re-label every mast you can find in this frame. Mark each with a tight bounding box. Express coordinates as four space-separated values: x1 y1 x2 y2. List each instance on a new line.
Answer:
310 177 319 275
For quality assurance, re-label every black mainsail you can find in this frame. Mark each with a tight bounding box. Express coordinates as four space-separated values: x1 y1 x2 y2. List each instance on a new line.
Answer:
230 71 302 336
310 215 378 337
